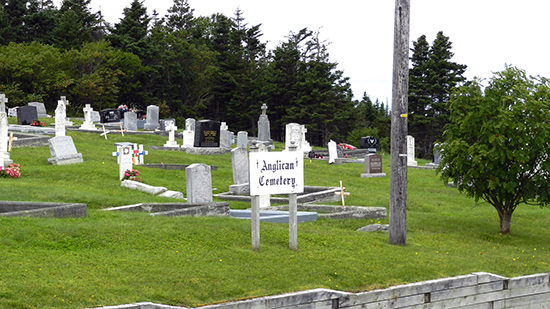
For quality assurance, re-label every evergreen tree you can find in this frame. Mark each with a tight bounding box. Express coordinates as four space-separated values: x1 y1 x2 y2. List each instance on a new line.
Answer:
108 0 151 61
408 31 466 158
264 28 355 145
52 0 101 49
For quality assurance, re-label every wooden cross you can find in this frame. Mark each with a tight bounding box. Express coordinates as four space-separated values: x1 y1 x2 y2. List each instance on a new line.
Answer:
8 132 17 151
117 123 126 136
100 125 111 139
334 180 350 206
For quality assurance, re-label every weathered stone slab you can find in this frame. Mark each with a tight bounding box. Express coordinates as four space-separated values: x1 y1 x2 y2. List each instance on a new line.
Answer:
121 180 168 195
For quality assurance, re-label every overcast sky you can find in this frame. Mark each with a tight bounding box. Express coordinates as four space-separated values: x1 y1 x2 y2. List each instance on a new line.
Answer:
57 1 550 103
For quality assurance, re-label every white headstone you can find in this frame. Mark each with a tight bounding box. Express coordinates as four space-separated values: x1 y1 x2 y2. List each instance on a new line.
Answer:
327 140 338 164
407 135 418 166
285 123 311 153
182 118 195 149
0 112 9 163
55 98 67 137
220 122 231 149
144 105 160 130
163 120 179 148
124 111 138 132
79 104 97 130
113 145 134 180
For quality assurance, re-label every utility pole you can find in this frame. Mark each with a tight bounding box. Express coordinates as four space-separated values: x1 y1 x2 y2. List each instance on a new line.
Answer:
389 0 410 246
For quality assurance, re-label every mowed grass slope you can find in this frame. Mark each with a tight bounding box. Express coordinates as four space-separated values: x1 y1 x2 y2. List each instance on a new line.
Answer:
1 128 549 308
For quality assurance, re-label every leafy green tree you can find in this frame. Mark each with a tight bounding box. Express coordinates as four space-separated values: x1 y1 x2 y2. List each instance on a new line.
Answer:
0 42 67 107
439 67 550 234
63 40 143 112
409 31 466 158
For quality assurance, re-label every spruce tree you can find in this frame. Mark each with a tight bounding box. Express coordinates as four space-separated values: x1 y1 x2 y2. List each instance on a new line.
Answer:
408 31 466 158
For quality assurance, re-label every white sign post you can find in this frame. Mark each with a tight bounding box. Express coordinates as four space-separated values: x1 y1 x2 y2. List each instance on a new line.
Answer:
249 144 303 251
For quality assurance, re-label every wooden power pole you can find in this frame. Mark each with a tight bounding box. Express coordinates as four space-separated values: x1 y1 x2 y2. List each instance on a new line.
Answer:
389 0 410 246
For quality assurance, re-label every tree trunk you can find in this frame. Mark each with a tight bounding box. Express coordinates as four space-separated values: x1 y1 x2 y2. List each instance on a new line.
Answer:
498 210 512 234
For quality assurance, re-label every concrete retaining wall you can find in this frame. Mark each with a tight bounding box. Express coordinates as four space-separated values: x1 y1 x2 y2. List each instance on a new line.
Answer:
94 272 550 309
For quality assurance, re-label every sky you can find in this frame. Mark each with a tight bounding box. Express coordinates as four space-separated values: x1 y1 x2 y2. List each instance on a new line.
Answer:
57 0 550 103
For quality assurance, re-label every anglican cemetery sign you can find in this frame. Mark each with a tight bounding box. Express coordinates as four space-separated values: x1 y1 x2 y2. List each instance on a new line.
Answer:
249 151 304 195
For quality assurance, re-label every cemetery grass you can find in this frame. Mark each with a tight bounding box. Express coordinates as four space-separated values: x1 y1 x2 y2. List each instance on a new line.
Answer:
1 130 550 308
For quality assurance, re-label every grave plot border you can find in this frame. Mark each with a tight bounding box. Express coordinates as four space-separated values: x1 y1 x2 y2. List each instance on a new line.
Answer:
104 202 230 217
0 201 87 218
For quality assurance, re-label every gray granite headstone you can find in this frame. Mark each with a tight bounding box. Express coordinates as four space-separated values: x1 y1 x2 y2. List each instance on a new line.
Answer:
124 111 138 132
160 118 175 131
257 103 273 148
237 131 248 148
361 154 386 178
47 136 83 165
28 102 48 118
186 163 212 203
144 105 159 130
229 147 249 195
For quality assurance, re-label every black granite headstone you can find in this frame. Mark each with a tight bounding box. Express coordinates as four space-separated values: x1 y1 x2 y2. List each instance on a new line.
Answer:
99 109 122 123
17 106 38 125
360 136 380 153
194 120 221 147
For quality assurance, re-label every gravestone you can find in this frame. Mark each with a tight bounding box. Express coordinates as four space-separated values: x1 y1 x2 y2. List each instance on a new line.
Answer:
28 102 48 118
407 135 418 166
159 118 175 131
361 154 386 178
194 120 220 147
79 104 97 130
257 103 274 149
426 143 442 168
327 140 339 164
17 106 38 125
59 96 73 126
229 147 249 195
7 108 17 118
0 111 12 166
285 123 311 153
237 131 248 149
220 122 231 149
361 136 380 153
182 118 195 148
123 111 137 132
99 109 122 123
54 101 66 137
186 163 213 203
112 145 134 180
47 136 83 165
91 111 101 123
163 120 179 148
336 144 344 158
143 105 160 130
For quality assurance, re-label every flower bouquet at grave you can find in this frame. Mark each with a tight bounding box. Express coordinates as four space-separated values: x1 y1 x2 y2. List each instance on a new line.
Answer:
31 120 45 127
123 169 141 181
0 163 21 178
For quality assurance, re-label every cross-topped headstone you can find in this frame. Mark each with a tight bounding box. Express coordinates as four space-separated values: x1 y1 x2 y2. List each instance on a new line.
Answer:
79 104 97 130
163 120 179 148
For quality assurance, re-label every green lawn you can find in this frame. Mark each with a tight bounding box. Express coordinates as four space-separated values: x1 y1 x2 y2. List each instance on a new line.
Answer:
1 127 549 308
